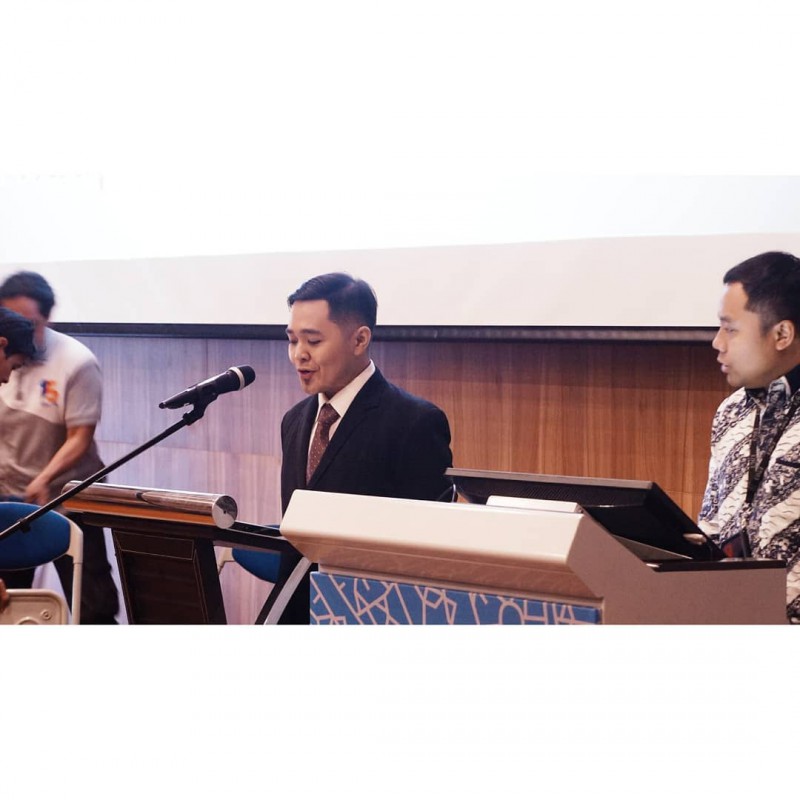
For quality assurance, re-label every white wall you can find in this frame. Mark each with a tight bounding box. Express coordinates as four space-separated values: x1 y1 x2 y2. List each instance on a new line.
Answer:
2 4 800 329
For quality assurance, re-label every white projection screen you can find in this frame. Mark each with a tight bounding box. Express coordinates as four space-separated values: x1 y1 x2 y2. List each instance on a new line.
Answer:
3 178 800 338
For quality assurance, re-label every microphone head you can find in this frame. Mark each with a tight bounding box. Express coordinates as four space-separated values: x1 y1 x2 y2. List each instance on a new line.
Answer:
230 365 256 388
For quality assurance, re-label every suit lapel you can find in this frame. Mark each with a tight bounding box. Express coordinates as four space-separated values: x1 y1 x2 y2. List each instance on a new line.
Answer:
307 370 387 488
289 397 319 489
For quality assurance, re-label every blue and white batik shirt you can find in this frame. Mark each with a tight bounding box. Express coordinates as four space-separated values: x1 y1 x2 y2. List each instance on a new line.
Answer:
699 364 800 623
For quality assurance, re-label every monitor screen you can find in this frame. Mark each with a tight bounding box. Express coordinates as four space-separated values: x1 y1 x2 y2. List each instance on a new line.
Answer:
447 468 724 562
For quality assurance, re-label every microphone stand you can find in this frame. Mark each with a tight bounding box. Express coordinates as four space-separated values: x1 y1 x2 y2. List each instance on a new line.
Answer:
0 397 214 542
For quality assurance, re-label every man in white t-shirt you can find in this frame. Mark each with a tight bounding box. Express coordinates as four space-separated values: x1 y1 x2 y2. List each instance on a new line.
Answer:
0 271 119 624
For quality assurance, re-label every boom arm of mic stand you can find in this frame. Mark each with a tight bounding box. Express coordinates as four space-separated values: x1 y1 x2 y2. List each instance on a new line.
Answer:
0 398 214 542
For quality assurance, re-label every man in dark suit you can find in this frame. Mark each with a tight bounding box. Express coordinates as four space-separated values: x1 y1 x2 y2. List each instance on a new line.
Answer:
281 272 453 514
278 272 453 621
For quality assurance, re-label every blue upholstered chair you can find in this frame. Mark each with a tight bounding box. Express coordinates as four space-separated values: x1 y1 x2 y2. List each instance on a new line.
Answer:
0 502 84 625
217 531 310 624
230 548 283 583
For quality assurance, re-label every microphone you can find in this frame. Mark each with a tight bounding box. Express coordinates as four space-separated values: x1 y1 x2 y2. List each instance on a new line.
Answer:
159 366 256 410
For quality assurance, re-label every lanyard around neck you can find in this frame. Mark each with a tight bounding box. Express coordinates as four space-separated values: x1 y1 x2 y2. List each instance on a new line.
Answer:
745 392 800 505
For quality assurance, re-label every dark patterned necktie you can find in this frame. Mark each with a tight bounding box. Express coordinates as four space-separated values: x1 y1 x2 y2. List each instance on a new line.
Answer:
306 403 340 483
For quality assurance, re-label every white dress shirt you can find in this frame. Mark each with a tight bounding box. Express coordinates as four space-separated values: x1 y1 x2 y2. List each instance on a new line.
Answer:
308 360 376 453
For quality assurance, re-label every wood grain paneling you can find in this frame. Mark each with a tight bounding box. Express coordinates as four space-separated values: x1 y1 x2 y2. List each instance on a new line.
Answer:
76 334 730 624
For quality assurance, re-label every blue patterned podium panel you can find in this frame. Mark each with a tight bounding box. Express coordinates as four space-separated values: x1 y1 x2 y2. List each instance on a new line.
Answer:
310 572 601 625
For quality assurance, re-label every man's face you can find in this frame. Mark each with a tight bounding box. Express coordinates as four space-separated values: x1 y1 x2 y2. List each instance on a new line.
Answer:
286 299 370 398
712 282 787 389
0 295 48 347
0 345 26 385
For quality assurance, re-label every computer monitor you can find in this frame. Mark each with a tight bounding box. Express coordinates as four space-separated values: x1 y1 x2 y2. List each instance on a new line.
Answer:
447 468 724 562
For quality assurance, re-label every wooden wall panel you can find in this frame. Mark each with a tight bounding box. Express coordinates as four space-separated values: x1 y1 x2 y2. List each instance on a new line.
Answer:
371 339 727 514
76 334 730 624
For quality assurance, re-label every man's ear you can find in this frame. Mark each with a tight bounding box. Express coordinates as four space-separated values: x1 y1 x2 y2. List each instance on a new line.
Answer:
353 325 372 355
774 320 796 351
0 336 7 352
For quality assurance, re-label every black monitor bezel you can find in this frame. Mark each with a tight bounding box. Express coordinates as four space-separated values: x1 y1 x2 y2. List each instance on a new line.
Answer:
447 468 724 561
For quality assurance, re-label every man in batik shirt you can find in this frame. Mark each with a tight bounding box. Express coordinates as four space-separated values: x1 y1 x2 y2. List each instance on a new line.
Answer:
700 251 800 623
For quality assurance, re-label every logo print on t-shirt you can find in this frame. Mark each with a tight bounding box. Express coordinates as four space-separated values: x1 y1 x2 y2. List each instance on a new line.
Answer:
40 379 59 406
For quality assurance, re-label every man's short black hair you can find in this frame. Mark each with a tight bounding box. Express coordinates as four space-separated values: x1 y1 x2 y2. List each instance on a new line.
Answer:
0 271 56 318
724 251 800 332
287 272 378 330
0 307 36 358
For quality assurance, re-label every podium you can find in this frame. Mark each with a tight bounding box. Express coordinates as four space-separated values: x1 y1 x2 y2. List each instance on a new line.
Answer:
63 483 302 624
280 490 788 624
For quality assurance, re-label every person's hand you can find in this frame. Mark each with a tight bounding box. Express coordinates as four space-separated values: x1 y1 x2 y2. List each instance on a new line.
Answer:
24 475 52 506
0 578 9 613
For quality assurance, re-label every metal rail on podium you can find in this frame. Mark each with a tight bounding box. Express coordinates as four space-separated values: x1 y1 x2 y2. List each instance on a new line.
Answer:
281 489 788 624
63 482 301 624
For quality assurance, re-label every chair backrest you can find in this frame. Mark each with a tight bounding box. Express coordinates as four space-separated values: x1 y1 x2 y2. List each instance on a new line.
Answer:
217 546 282 583
0 502 84 624
232 548 282 583
217 544 297 624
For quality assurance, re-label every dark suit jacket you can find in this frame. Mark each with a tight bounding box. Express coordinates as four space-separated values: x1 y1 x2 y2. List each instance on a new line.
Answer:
280 368 453 515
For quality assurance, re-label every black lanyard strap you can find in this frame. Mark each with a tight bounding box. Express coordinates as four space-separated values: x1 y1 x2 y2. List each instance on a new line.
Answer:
745 392 800 505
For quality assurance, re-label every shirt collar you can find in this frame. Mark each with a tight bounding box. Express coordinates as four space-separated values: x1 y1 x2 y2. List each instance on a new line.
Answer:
785 362 800 395
746 362 800 407
316 360 376 421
